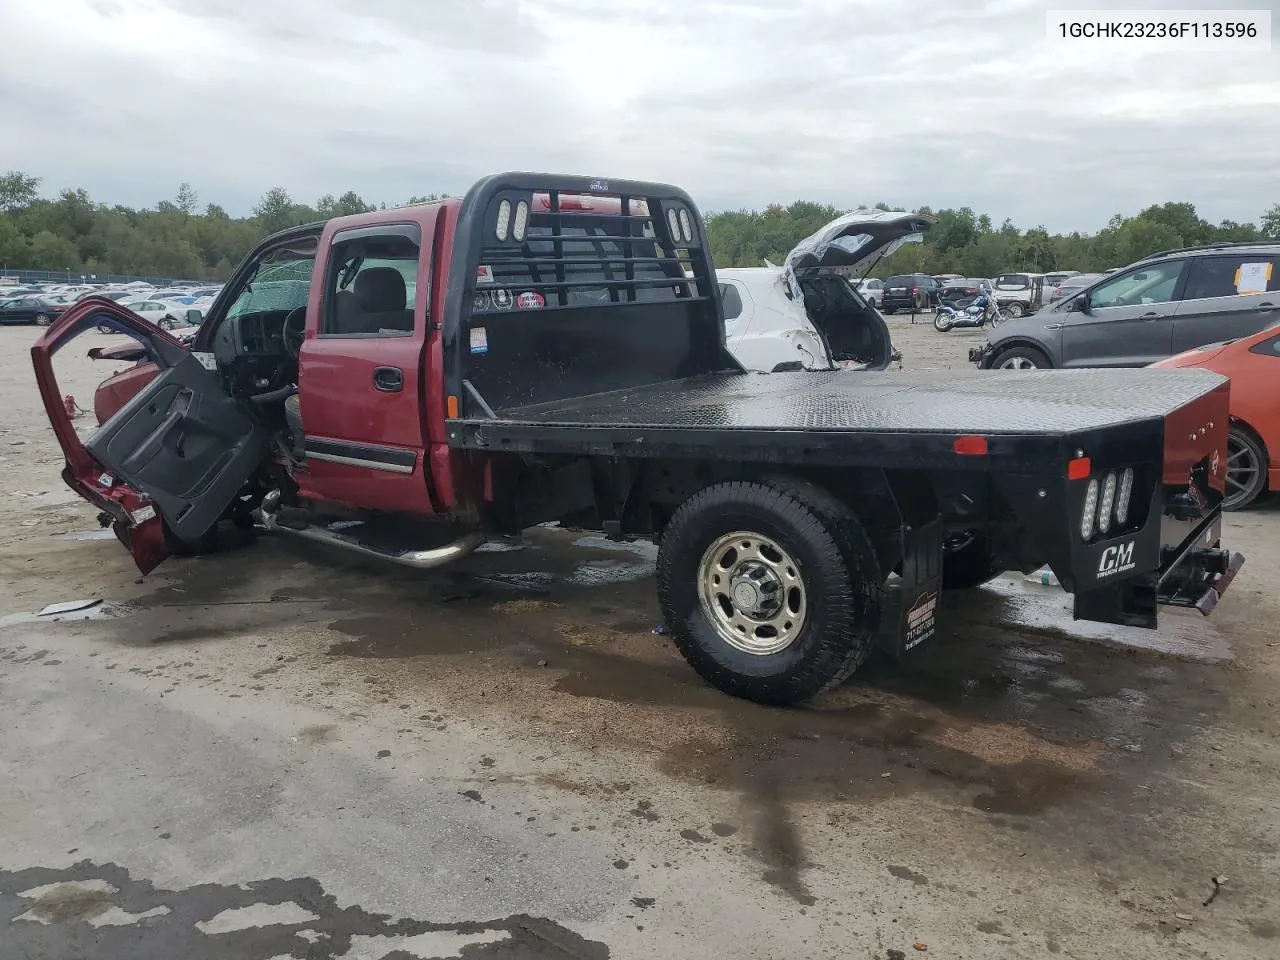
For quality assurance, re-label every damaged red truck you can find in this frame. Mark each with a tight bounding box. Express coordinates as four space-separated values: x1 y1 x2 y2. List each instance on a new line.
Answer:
32 173 1243 706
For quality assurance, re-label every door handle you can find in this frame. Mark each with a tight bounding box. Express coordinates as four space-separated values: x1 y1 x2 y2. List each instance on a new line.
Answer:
1141 312 1162 319
1257 302 1275 311
373 366 403 392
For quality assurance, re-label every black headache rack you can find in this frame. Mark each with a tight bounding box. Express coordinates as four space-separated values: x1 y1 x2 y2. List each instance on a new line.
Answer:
441 173 735 417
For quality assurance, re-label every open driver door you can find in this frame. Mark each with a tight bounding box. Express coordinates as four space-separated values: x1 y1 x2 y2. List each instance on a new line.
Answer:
31 298 270 573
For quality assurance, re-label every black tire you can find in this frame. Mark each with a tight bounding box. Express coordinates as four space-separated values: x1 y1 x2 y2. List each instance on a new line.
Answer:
1225 424 1268 511
97 323 114 334
1007 302 1026 318
941 535 1002 590
933 312 954 332
992 345 1051 370
159 317 175 331
883 306 897 315
656 478 883 705
35 313 53 326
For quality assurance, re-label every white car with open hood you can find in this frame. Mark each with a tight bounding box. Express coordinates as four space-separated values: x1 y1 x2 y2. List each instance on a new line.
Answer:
718 211 929 373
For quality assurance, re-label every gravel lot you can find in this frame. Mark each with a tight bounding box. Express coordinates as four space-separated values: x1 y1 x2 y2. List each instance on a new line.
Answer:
1 315 1278 959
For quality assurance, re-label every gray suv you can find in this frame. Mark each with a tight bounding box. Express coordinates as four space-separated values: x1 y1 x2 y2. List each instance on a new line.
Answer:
970 243 1280 369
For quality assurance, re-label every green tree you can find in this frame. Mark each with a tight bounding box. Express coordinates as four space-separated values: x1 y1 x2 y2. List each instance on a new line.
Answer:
0 171 40 212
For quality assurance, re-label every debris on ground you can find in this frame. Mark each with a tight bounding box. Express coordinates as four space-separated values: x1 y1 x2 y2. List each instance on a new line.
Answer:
1203 875 1228 906
1175 913 1194 922
1024 567 1059 586
913 943 928 952
37 598 102 617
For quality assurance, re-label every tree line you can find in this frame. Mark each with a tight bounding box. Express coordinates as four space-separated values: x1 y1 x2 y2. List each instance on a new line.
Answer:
2 169 1278 282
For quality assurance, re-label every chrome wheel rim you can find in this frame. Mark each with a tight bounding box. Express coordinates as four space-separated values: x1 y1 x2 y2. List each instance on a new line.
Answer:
999 355 1036 369
1225 433 1263 508
697 531 807 656
1009 304 1024 317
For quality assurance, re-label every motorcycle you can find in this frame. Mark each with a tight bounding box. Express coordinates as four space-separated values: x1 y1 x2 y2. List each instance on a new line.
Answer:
933 290 1010 333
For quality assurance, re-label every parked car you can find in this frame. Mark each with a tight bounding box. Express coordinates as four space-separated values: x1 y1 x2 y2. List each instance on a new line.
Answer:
880 273 942 313
0 297 63 325
1043 271 1079 288
990 273 1046 318
854 277 884 309
124 298 195 330
937 277 986 304
970 242 1280 370
1154 322 1280 510
1049 273 1105 303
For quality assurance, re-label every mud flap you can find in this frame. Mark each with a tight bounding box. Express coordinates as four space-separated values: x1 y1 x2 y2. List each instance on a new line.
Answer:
882 517 943 657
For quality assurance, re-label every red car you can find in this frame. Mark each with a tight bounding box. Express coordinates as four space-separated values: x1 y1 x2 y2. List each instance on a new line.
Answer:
1154 323 1280 509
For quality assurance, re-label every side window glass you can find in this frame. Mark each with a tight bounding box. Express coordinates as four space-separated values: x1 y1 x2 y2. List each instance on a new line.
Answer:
323 228 420 337
1089 261 1183 309
1183 256 1279 300
720 282 744 320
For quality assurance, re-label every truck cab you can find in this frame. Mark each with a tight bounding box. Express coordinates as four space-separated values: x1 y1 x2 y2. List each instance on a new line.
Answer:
33 173 1243 708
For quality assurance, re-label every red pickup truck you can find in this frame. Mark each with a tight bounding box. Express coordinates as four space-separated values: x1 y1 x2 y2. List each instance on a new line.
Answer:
32 173 1242 706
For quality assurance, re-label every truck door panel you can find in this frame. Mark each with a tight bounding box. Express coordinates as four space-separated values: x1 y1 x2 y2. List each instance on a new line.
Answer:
296 219 436 516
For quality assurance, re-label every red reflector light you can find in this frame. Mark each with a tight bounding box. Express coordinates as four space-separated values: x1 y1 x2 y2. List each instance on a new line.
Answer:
953 435 988 456
1067 457 1092 480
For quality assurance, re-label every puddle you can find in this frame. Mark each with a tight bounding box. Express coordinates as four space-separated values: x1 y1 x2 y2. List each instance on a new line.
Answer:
968 577 1232 661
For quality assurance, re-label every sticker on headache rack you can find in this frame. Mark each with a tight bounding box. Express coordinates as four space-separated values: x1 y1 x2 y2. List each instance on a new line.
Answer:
469 326 488 354
516 291 545 310
588 179 608 192
472 291 492 313
476 264 494 284
492 288 513 310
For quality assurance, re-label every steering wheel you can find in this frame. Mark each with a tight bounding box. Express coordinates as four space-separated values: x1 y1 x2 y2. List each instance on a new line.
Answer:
283 307 307 358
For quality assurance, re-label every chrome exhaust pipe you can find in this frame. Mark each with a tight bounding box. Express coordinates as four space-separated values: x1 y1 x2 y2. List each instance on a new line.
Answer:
258 499 485 571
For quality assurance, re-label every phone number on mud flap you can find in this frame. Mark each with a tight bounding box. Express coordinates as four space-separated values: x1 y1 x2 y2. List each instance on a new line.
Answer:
1046 10 1272 50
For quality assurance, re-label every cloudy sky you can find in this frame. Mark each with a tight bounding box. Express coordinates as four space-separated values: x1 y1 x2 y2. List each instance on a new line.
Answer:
2 0 1277 230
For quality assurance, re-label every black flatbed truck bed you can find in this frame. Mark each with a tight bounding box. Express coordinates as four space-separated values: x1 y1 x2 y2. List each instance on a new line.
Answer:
448 367 1228 467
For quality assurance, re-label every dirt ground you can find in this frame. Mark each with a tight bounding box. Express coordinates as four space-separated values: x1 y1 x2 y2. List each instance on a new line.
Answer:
1 316 1278 959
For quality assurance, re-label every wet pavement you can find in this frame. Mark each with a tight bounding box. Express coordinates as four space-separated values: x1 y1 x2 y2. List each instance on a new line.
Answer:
2 322 1279 958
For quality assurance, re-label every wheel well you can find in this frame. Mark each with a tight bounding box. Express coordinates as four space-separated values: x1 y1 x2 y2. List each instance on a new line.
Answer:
987 339 1051 366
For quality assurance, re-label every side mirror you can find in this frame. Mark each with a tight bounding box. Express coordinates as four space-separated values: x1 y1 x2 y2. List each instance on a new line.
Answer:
185 309 203 326
1072 296 1091 314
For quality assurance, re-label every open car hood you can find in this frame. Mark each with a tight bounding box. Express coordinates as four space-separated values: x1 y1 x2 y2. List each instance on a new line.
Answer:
783 211 932 284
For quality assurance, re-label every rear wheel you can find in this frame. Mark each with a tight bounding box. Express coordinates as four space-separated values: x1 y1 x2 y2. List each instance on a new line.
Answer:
1225 424 1268 511
883 306 897 315
993 345 1050 370
1007 302 1026 318
35 313 53 326
657 478 882 705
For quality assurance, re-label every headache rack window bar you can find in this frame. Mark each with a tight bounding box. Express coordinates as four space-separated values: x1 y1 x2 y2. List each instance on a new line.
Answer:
471 294 712 317
478 255 687 267
473 276 701 291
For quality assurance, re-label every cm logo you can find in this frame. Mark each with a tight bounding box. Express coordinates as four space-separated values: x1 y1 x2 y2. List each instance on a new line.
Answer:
1098 540 1136 578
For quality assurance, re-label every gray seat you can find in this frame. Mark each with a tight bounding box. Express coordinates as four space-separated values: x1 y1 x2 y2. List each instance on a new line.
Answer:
349 267 413 333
